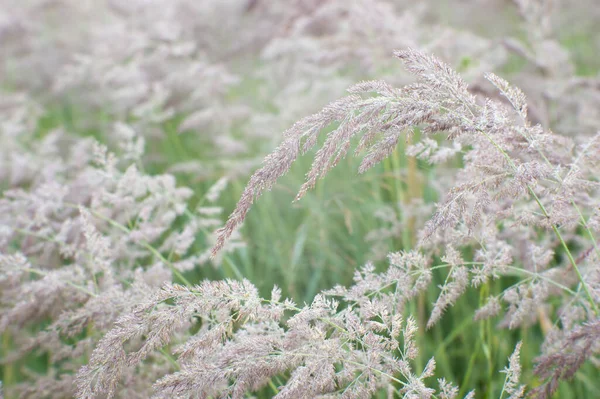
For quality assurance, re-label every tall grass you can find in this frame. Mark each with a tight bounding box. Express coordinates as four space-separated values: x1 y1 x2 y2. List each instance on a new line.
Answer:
2 1 600 398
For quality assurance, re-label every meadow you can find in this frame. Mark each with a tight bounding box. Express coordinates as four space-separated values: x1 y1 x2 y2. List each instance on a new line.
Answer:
1 1 599 398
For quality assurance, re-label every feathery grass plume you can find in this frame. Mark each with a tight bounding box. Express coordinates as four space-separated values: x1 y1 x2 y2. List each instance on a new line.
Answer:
212 48 470 255
214 47 568 252
77 252 464 398
530 318 600 399
499 341 525 399
427 246 469 328
75 280 267 398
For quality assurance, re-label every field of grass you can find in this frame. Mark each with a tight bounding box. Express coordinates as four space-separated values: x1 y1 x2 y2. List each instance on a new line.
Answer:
1 1 600 398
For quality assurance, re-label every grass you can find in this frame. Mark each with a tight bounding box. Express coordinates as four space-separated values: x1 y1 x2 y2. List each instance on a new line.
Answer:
142 113 597 397
3 39 600 397
2 119 597 399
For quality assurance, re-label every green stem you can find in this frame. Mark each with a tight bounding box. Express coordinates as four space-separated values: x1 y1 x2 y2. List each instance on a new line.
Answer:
2 331 15 393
